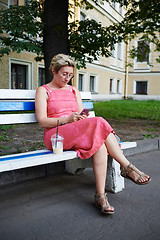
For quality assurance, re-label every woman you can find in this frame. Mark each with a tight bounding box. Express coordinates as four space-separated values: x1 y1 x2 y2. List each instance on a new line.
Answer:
35 54 151 215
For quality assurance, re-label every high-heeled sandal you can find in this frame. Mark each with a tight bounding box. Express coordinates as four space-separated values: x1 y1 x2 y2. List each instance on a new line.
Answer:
95 193 114 215
120 163 151 185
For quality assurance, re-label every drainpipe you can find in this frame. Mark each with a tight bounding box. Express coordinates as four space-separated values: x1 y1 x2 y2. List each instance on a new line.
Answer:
124 40 129 99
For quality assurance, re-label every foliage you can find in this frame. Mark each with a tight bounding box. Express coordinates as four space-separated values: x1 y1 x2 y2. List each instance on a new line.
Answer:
0 0 159 67
69 19 112 68
0 0 44 60
71 0 160 67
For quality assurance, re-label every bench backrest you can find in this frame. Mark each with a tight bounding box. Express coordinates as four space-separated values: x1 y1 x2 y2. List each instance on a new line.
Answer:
0 89 94 125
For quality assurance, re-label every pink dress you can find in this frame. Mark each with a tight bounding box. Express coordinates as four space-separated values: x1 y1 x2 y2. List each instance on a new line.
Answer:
43 85 115 159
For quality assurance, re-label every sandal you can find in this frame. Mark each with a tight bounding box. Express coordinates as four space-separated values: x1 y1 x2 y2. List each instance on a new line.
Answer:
95 193 114 215
120 163 151 185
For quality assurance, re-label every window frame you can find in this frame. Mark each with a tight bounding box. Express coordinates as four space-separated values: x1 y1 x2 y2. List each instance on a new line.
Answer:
117 42 122 60
80 11 86 21
117 79 122 94
134 80 148 95
110 77 116 94
89 74 98 93
9 58 33 89
9 0 19 6
11 63 27 89
110 44 116 58
38 65 45 87
137 40 150 63
77 72 87 92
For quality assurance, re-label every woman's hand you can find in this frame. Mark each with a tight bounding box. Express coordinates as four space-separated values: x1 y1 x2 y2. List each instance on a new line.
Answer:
67 112 80 123
78 114 88 120
67 112 88 123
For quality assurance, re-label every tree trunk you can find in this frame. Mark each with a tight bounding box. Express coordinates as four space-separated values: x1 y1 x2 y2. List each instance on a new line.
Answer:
43 0 69 83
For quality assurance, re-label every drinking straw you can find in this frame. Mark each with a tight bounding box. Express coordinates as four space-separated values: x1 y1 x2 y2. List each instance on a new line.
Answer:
55 120 59 148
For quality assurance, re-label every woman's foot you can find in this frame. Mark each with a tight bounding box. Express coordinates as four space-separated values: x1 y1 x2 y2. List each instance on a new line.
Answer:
120 163 151 185
95 193 114 215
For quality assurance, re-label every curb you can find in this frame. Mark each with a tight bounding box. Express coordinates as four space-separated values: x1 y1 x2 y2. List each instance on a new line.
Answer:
123 137 160 156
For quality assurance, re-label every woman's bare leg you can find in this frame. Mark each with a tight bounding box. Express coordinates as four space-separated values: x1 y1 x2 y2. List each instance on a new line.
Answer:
105 133 150 183
92 143 107 194
92 143 114 212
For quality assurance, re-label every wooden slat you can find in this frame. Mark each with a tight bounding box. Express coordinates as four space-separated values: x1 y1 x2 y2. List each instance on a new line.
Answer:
83 102 93 109
0 113 37 124
0 102 35 111
80 91 92 100
0 101 92 112
0 89 36 99
0 90 91 100
0 150 78 172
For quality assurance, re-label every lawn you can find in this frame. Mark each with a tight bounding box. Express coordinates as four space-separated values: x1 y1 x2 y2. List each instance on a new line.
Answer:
0 100 160 155
93 100 160 121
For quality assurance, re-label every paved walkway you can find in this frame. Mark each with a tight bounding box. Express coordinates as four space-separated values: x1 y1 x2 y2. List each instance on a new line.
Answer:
0 149 159 240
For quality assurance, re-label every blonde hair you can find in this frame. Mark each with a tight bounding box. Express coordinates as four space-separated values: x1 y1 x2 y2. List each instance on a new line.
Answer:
49 54 75 76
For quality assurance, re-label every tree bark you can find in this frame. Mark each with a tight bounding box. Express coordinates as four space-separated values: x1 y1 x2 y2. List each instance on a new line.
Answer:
43 0 69 83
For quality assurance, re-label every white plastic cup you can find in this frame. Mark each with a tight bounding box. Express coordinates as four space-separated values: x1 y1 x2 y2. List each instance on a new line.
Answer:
50 134 64 154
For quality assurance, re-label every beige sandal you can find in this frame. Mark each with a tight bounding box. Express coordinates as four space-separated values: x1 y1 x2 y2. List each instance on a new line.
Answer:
95 193 114 215
120 163 151 185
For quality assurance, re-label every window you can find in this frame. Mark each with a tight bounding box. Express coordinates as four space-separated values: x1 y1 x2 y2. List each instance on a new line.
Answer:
78 74 84 91
110 79 113 93
137 41 149 62
117 42 122 60
80 12 86 21
24 0 31 5
117 80 120 93
9 0 19 6
90 75 96 92
119 5 122 15
9 0 32 6
111 1 116 8
136 81 148 95
110 44 115 57
110 78 115 94
38 67 45 86
11 63 27 89
117 79 122 94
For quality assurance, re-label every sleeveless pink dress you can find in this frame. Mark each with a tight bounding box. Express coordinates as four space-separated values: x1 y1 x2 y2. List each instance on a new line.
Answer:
43 85 115 159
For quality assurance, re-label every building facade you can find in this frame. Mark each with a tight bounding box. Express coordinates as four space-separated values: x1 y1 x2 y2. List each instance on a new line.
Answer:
0 0 160 100
73 1 160 101
0 0 45 90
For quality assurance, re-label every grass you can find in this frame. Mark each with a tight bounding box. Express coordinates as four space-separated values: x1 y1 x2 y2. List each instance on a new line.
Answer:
93 100 160 121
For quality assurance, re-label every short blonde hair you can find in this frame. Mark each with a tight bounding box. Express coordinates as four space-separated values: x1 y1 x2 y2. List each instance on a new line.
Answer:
49 54 75 76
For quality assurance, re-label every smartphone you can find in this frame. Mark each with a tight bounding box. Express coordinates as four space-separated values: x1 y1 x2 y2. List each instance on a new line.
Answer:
80 108 90 115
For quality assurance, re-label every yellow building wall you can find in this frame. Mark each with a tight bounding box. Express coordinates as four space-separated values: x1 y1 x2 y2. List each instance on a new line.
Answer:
128 75 160 95
0 51 44 89
73 1 127 99
127 37 160 98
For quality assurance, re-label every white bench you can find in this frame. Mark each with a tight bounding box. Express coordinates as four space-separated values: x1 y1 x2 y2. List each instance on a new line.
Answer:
0 89 137 193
